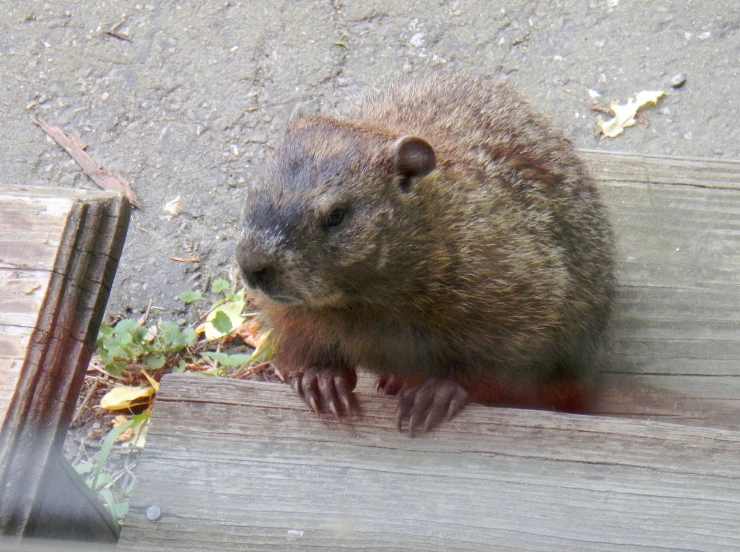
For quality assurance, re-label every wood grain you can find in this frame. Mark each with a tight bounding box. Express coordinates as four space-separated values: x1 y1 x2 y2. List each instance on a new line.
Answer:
582 152 740 427
119 375 740 552
0 185 130 539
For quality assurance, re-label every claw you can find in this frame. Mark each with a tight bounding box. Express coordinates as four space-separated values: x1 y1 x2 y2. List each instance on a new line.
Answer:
290 367 358 418
408 411 423 438
395 406 406 432
308 394 320 414
335 374 357 416
395 378 471 435
328 400 340 419
447 386 470 420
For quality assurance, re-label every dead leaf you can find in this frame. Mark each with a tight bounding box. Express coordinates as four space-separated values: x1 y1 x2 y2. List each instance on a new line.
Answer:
116 427 134 443
635 112 649 125
87 428 104 440
232 317 262 347
252 329 275 362
597 90 667 138
100 385 155 410
33 117 142 208
141 370 160 392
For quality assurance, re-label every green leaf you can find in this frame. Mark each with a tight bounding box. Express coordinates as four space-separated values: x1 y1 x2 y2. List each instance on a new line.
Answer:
144 353 166 370
103 339 126 359
211 279 230 293
97 487 122 532
74 461 94 477
159 321 187 349
173 359 187 373
200 352 253 367
113 318 139 336
91 412 151 491
113 500 130 519
179 290 202 304
181 327 196 345
94 473 115 490
108 360 127 378
97 324 114 346
222 353 253 367
132 326 148 343
212 310 233 334
201 352 229 364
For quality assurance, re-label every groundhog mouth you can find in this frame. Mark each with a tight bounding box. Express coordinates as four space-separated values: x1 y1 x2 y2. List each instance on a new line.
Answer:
261 288 348 309
263 293 304 305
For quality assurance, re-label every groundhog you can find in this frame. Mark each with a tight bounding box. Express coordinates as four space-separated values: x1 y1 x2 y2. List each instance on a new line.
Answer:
236 73 616 435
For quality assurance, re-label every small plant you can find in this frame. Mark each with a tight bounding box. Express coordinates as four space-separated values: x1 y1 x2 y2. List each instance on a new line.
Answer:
95 279 269 381
74 412 151 534
76 279 275 530
96 318 196 376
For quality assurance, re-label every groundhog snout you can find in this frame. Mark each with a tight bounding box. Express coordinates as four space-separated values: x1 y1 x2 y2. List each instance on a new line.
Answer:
240 262 276 294
235 238 279 294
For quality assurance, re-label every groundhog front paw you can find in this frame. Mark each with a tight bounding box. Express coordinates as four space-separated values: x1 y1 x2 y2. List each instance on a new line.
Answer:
396 378 470 437
291 367 358 418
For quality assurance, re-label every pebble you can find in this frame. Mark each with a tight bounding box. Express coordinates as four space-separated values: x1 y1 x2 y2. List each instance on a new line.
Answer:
145 504 162 522
670 72 687 88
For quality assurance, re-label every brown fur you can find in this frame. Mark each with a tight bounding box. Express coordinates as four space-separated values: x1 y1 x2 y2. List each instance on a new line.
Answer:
236 73 615 412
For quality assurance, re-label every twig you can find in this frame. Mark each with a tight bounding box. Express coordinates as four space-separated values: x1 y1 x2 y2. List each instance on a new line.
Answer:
89 363 125 380
72 377 100 424
33 117 142 208
138 298 154 327
231 360 271 380
170 256 201 263
105 30 131 42
130 216 159 237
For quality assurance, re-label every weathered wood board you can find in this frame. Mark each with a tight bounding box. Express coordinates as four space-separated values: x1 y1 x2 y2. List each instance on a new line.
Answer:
580 151 740 428
118 151 740 551
0 185 130 541
119 376 740 552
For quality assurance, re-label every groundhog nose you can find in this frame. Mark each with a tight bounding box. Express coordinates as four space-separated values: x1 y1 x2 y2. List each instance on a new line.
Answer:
236 237 273 290
239 261 276 292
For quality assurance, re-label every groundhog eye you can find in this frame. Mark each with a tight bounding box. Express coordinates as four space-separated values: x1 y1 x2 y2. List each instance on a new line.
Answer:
325 208 346 228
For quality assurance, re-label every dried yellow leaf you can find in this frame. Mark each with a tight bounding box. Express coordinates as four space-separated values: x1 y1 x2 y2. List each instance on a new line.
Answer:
598 90 667 138
141 370 160 392
252 329 275 362
100 385 156 411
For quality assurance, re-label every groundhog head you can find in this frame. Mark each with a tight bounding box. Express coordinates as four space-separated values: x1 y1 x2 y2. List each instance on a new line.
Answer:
236 116 436 308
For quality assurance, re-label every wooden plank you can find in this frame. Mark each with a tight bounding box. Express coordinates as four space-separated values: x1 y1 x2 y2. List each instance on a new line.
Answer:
576 152 740 427
581 149 740 189
0 270 52 328
0 185 130 539
0 193 73 271
119 375 740 552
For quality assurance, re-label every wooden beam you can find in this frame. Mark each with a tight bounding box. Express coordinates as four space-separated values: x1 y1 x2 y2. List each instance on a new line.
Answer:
119 375 740 552
0 185 130 539
579 151 740 428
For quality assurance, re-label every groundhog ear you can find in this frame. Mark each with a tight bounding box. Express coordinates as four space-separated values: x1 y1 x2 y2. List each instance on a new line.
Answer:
391 136 436 179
